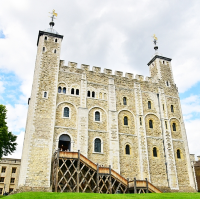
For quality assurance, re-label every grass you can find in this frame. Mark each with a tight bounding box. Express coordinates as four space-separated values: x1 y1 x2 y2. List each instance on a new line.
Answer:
2 192 200 199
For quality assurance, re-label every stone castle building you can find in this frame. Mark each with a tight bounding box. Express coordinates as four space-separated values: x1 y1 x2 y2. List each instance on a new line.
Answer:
18 19 196 192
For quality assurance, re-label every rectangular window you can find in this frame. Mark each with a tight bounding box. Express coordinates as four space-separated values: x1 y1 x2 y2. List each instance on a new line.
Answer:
12 168 16 173
9 188 13 193
163 104 164 111
0 188 2 194
1 167 6 173
0 177 5 182
10 178 15 183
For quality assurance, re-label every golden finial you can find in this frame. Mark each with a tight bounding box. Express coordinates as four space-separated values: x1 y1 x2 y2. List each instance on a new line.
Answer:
49 9 58 28
153 34 158 41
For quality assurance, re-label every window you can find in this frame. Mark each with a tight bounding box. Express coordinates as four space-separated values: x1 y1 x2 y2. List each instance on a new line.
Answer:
44 91 47 98
76 89 79 95
125 145 130 155
165 121 167 129
44 36 47 40
149 120 153 128
153 147 158 157
94 138 101 153
95 111 100 121
166 81 169 86
92 91 95 98
10 178 15 183
9 188 13 193
43 47 45 52
71 88 74 94
148 101 151 109
54 49 57 53
63 107 69 118
12 168 16 173
172 123 176 131
0 188 2 194
140 117 142 125
0 177 4 182
171 105 174 112
55 38 57 42
123 97 127 105
87 91 90 97
177 149 181 159
163 61 165 64
58 86 61 93
124 116 128 125
63 87 66 94
163 104 164 111
1 167 6 173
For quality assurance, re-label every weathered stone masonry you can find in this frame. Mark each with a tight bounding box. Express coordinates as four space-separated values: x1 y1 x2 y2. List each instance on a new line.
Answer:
18 28 196 192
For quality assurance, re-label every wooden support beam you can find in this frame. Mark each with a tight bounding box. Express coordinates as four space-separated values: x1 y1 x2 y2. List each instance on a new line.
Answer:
55 149 60 192
127 178 129 193
96 164 99 193
146 178 149 193
77 150 80 193
134 177 137 194
109 165 112 194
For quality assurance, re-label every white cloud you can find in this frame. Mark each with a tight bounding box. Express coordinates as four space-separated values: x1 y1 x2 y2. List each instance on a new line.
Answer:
3 131 24 159
6 104 28 133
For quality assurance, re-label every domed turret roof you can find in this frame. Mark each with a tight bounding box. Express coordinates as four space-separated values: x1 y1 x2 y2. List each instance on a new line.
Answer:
44 28 59 35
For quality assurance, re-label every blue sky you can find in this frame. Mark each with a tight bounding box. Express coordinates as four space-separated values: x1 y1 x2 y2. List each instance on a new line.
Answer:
0 0 200 159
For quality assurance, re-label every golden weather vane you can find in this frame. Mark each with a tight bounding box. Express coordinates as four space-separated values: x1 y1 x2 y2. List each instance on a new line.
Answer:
49 9 58 28
153 34 158 46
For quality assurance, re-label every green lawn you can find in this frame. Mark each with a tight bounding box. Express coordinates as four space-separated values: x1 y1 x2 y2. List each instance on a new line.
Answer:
3 192 200 199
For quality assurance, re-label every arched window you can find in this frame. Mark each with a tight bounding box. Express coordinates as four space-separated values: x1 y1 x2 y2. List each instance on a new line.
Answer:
140 117 142 125
95 111 100 121
94 138 101 152
59 134 71 151
125 145 130 155
92 91 95 98
43 47 45 52
76 89 79 95
87 91 90 97
149 120 153 128
44 92 47 98
153 147 158 157
177 149 181 159
58 86 61 93
45 36 47 40
71 88 74 94
165 121 167 129
148 101 151 109
171 105 174 112
172 123 176 131
54 49 56 53
55 38 57 42
124 116 128 125
63 107 69 118
63 87 66 94
123 97 127 105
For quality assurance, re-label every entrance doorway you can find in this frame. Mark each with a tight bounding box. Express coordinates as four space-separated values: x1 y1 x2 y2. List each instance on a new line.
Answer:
58 134 71 151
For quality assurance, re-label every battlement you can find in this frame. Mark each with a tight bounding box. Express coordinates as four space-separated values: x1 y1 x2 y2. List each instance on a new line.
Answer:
59 60 163 84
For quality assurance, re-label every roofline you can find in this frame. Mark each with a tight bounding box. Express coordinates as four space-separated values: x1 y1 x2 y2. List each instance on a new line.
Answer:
37 30 64 46
147 55 172 66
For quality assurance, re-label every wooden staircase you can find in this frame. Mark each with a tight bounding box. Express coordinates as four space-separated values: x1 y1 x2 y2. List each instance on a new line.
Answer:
52 150 162 194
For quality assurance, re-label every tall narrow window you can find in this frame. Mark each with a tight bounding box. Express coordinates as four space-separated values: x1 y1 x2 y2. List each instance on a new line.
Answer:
94 138 101 153
76 89 79 95
172 123 176 131
166 81 169 86
58 87 61 93
71 88 74 94
87 91 90 97
140 117 142 125
63 87 66 94
55 38 57 42
54 49 57 53
44 92 47 98
149 120 153 128
63 107 69 118
171 105 174 112
123 97 127 105
95 111 100 121
153 147 158 157
177 149 181 159
44 36 47 40
163 104 165 111
43 47 45 52
124 116 128 125
125 145 130 155
165 121 167 129
148 101 151 109
92 91 95 98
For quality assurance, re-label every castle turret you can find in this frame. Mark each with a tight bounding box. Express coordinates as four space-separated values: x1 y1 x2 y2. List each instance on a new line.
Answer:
18 11 63 190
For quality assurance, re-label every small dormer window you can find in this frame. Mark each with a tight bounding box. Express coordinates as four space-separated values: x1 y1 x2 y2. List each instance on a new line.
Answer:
55 39 57 42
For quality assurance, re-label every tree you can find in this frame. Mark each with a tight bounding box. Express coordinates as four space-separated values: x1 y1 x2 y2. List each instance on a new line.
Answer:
0 104 17 159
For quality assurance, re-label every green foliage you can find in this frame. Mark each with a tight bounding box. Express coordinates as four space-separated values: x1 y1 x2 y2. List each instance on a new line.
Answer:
0 104 17 159
5 192 200 199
